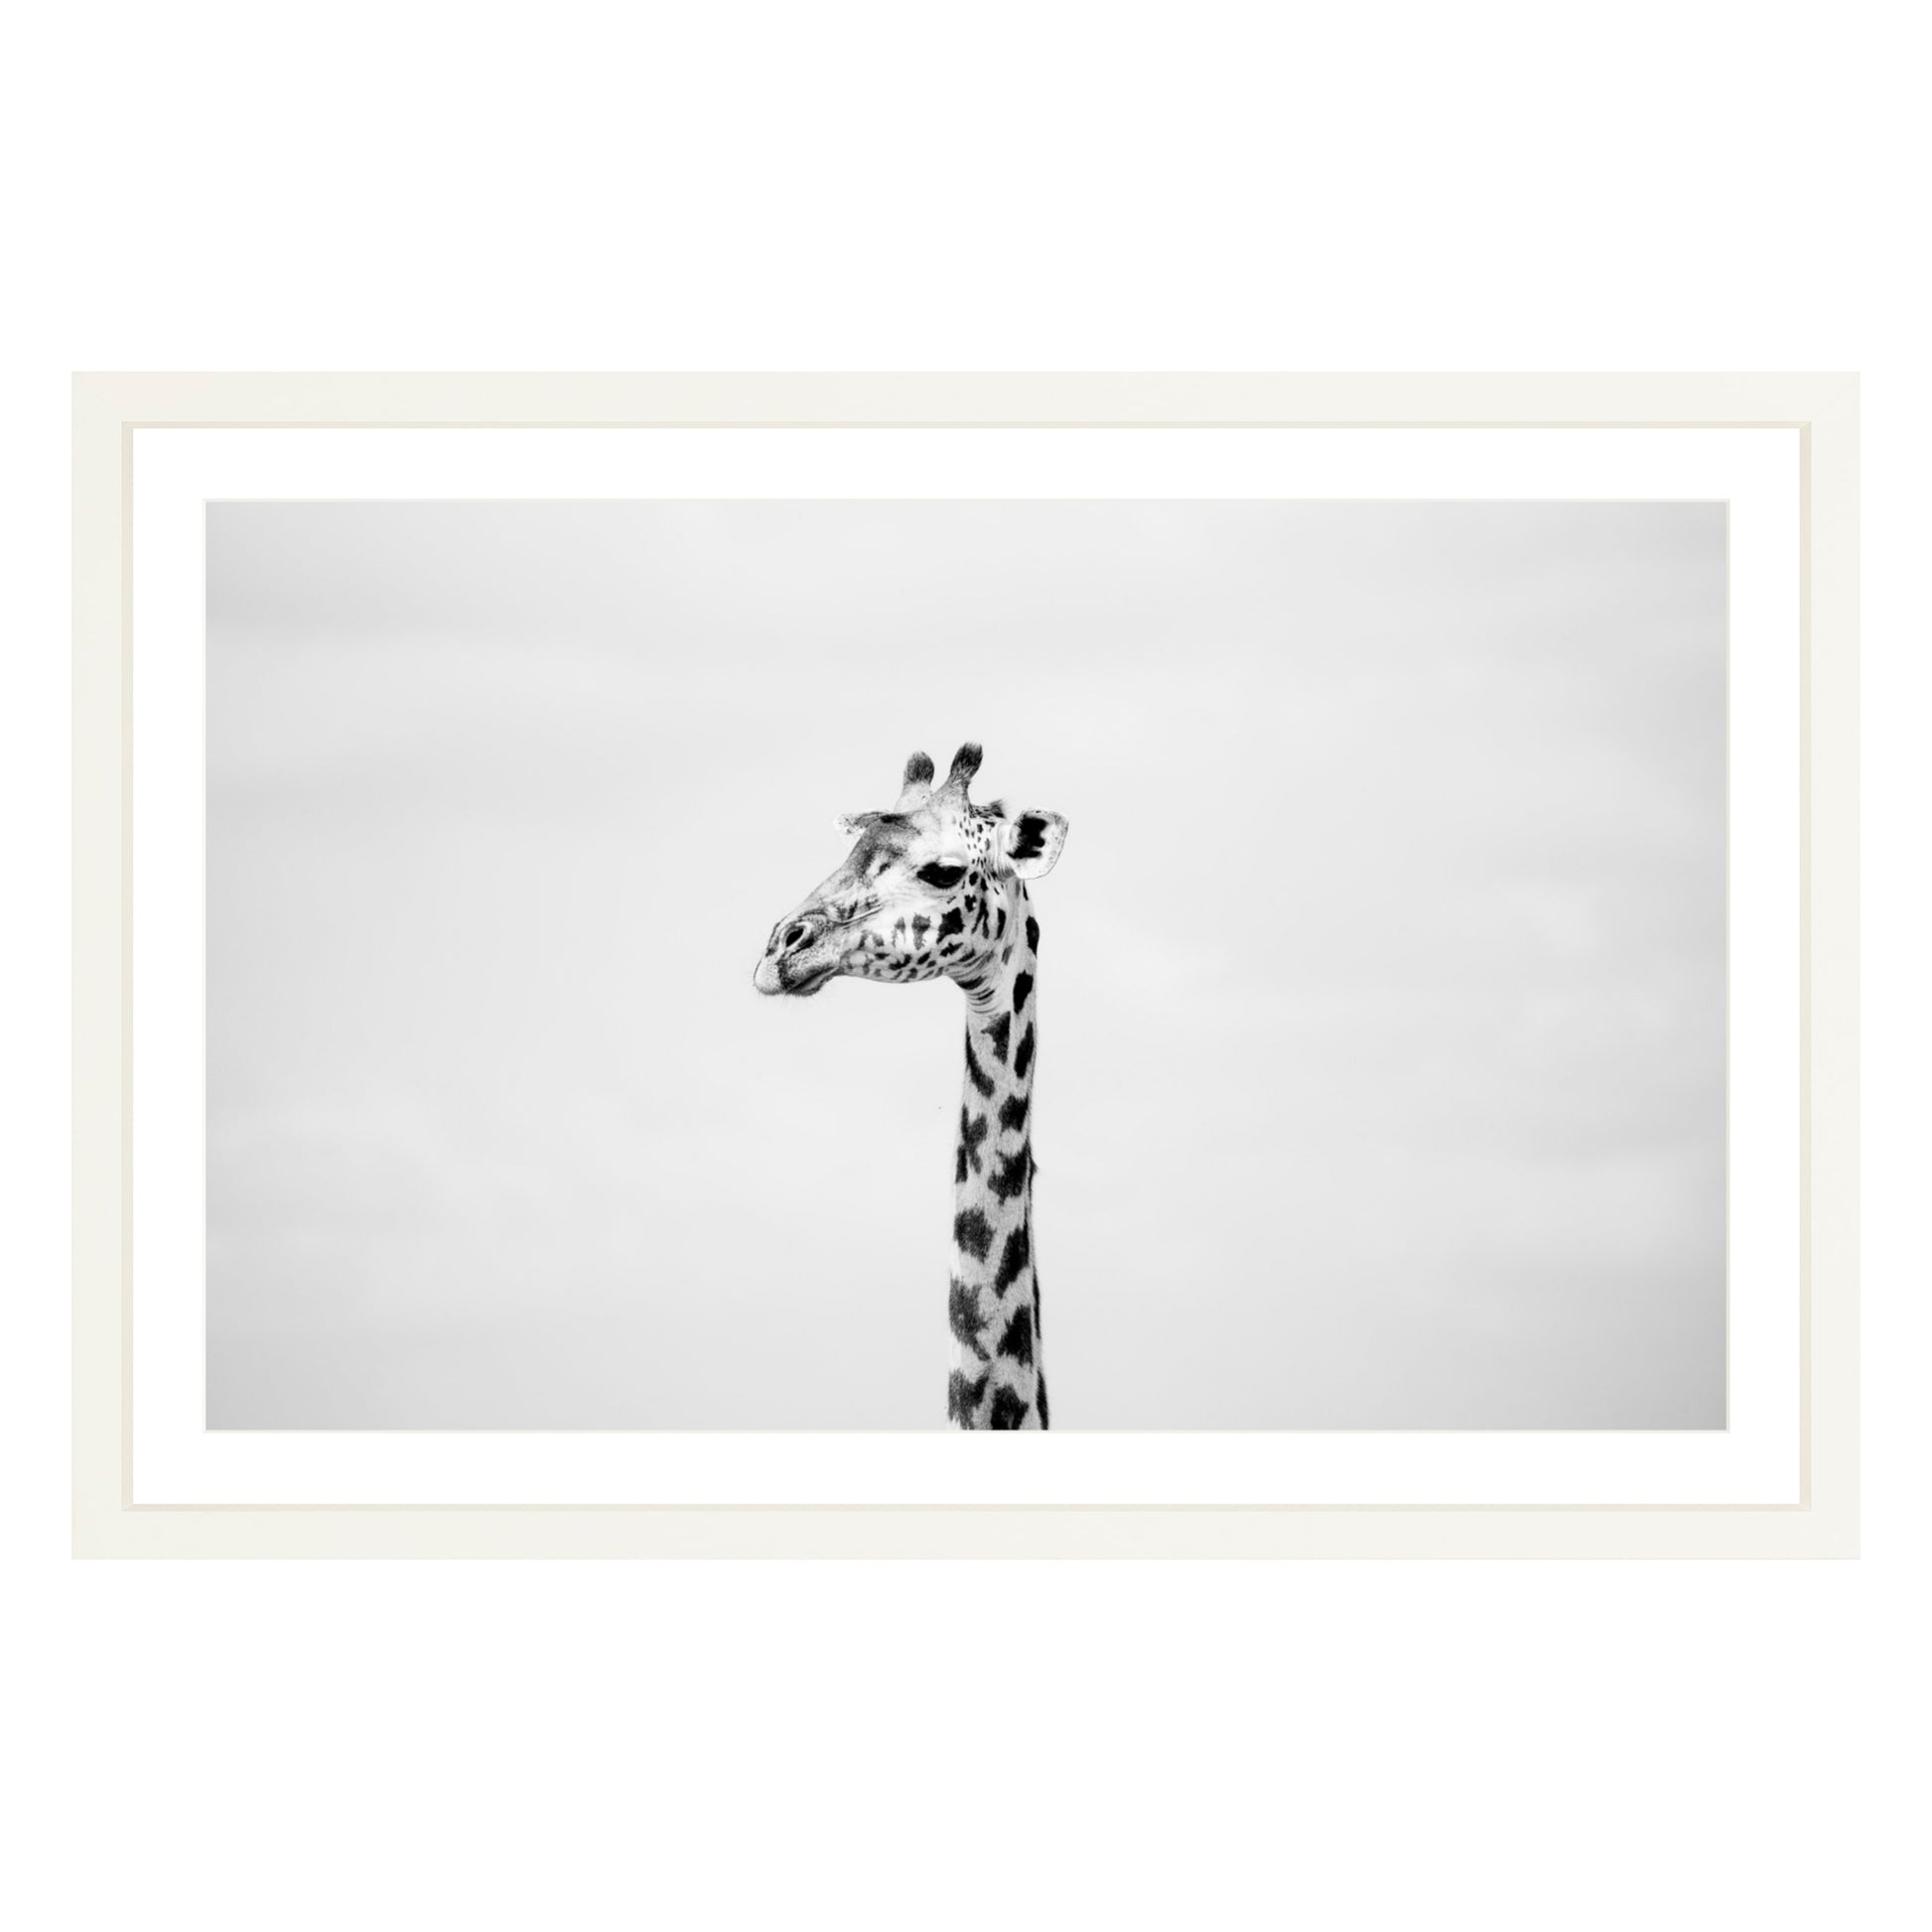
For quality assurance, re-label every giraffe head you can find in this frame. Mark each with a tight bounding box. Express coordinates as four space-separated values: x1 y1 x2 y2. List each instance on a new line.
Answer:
755 744 1067 999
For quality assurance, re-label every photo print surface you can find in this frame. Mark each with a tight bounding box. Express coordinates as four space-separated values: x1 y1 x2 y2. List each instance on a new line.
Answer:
207 499 1725 1430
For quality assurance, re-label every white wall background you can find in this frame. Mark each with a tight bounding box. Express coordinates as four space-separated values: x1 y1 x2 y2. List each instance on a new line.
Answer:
207 498 1725 1429
8 9 1923 1930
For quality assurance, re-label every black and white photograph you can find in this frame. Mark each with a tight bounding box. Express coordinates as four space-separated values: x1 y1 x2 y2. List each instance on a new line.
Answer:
22 5 1910 1923
207 497 1725 1433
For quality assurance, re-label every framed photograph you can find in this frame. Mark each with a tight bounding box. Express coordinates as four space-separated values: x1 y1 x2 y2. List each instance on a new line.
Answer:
71 373 1858 1557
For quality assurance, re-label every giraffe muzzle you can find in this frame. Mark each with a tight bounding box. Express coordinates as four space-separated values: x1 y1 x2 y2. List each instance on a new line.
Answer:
755 911 836 996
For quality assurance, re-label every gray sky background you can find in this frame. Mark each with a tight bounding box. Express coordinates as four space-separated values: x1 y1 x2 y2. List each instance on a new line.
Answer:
207 499 1725 1430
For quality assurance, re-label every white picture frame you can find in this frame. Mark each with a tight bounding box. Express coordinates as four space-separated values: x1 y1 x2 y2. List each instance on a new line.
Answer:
70 372 1859 1557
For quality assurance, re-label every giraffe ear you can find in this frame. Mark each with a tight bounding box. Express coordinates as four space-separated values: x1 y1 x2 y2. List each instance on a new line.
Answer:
996 809 1068 880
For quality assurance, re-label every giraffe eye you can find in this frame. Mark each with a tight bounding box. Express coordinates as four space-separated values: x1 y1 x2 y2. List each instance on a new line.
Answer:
915 863 966 891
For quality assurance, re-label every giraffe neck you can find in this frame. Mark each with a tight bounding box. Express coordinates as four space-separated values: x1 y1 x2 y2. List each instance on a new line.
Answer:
947 883 1046 1430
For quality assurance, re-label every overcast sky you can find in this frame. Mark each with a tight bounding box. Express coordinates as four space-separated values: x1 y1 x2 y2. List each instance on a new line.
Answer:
207 498 1726 1429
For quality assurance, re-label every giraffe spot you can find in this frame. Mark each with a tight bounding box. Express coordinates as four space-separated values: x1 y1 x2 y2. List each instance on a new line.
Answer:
1026 916 1039 952
1014 1025 1035 1079
987 1386 1030 1430
948 1369 989 1425
986 1013 1012 1063
998 1092 1029 1135
964 1036 995 1099
987 1146 1029 1203
997 1304 1034 1368
993 1224 1031 1295
937 907 964 940
956 1108 989 1182
1013 970 1034 1015
948 1278 988 1357
1035 1371 1049 1429
911 914 930 942
954 1206 994 1263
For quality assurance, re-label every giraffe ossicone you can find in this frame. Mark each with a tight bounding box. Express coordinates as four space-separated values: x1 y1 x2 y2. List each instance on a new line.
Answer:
755 743 1068 1430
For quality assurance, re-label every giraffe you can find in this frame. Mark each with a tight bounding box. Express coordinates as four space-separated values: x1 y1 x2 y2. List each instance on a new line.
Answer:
754 744 1069 1430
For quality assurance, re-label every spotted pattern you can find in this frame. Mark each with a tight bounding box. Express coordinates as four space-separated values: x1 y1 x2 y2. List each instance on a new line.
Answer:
986 1013 1012 1063
997 1304 1034 1368
941 897 1051 1430
948 1278 988 1359
757 743 1063 1430
986 1147 1030 1204
964 1035 995 1100
953 1205 994 1264
956 1109 988 1182
987 1386 1030 1430
947 1370 989 1424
